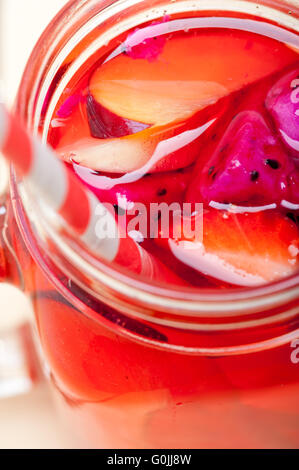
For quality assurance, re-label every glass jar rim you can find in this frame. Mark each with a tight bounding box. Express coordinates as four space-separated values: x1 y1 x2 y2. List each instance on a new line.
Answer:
14 0 299 322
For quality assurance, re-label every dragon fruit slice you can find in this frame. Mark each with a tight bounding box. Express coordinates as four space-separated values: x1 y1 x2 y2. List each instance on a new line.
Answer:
265 67 299 164
187 110 299 206
74 164 192 212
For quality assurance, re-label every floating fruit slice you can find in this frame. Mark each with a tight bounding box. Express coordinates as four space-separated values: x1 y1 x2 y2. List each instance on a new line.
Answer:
86 95 149 138
74 165 192 210
57 98 224 173
162 210 299 287
74 165 193 248
90 29 298 125
265 67 299 163
187 111 299 206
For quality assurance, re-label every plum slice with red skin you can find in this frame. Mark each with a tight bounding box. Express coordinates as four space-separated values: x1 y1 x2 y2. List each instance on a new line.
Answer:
57 95 228 173
89 29 298 125
86 94 149 138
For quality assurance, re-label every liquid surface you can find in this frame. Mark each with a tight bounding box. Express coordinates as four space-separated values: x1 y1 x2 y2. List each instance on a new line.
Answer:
48 13 299 289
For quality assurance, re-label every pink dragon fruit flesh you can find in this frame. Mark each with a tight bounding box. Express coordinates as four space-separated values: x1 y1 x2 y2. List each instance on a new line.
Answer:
74 164 193 212
266 66 299 164
186 110 299 207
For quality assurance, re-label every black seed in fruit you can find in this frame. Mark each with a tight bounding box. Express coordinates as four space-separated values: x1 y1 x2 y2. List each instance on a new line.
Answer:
287 212 297 223
265 158 280 169
157 188 167 197
250 170 259 181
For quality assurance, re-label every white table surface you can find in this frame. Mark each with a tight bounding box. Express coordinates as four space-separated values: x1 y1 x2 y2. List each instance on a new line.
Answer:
0 0 68 104
0 0 75 449
0 384 75 449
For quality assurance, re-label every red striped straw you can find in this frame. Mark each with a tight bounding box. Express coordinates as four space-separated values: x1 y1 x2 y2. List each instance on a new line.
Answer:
0 103 159 278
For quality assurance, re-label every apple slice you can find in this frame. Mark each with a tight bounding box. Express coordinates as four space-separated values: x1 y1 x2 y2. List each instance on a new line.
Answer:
160 210 299 287
90 29 298 125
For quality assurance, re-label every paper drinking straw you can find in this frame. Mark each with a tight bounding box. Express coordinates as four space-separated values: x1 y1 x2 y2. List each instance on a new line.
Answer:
0 102 156 276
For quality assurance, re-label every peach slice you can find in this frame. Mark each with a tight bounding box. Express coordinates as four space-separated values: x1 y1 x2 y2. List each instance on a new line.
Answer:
90 30 298 125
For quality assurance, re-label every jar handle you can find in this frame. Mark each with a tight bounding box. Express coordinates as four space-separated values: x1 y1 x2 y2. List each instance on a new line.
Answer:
0 156 41 398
